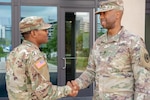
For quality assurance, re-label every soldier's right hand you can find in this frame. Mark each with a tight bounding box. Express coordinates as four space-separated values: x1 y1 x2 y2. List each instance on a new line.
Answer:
67 81 79 97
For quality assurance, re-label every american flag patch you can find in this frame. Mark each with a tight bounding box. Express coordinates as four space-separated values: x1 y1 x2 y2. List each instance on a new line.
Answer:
35 59 46 69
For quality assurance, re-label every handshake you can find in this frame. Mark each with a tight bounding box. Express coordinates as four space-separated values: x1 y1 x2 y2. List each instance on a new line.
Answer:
67 80 80 97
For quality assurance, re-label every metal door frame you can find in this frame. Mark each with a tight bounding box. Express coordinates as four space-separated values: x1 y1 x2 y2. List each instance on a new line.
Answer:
57 7 96 97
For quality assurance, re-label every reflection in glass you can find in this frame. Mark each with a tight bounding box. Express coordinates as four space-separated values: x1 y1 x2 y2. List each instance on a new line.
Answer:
65 12 90 81
96 10 107 38
0 5 11 97
75 12 90 72
21 6 58 85
0 0 11 2
0 6 11 72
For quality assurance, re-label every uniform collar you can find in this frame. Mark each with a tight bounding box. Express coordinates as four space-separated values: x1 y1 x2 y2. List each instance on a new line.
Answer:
101 26 124 43
22 40 39 50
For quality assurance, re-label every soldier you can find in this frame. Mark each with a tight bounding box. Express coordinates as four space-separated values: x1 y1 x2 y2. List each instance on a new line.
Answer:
5 16 77 100
70 0 150 100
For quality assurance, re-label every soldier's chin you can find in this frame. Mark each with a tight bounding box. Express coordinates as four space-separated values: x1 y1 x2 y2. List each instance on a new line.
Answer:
101 25 106 28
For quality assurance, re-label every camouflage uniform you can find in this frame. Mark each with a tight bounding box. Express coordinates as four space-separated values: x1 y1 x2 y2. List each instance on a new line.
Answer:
5 40 71 100
5 16 72 100
75 27 150 100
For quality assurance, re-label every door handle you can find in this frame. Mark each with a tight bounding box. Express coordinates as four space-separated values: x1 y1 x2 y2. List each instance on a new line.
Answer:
62 57 76 69
62 57 66 69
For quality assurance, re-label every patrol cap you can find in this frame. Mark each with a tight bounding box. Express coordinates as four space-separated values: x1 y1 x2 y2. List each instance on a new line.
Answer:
95 0 124 14
19 16 52 33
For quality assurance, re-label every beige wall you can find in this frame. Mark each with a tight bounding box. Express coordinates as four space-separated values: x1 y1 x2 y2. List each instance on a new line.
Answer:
122 0 145 39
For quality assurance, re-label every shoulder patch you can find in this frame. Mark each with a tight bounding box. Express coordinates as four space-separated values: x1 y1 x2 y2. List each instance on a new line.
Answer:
144 53 150 63
140 47 150 70
35 59 46 69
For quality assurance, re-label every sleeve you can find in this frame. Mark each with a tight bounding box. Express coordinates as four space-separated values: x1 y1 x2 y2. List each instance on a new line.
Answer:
75 49 96 89
130 37 150 100
32 83 72 100
28 52 72 100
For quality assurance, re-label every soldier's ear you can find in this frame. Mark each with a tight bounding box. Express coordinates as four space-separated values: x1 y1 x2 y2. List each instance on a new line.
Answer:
30 30 38 38
116 11 120 19
116 10 123 19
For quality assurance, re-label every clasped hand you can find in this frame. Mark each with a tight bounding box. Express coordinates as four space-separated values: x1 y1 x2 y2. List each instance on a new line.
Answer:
67 80 80 97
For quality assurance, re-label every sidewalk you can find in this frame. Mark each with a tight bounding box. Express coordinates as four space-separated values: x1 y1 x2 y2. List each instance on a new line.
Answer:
0 61 6 73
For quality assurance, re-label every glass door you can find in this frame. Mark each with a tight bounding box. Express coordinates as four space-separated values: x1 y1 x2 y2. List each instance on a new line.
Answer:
0 5 11 97
58 8 95 97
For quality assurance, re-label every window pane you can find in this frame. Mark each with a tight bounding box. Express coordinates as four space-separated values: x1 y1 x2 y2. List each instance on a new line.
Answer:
0 0 11 2
21 6 58 85
0 5 11 97
64 12 90 81
75 12 90 72
96 8 107 38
